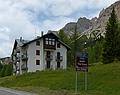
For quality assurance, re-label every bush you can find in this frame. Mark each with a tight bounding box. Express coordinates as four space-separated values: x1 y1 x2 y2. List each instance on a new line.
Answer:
0 65 6 77
4 64 13 76
0 64 13 77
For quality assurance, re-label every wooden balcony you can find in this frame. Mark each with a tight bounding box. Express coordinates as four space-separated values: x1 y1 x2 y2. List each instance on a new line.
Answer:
21 64 28 70
21 54 28 61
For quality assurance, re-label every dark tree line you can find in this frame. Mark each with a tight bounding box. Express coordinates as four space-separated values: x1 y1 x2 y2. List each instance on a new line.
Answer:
58 29 104 66
102 8 120 64
0 62 12 77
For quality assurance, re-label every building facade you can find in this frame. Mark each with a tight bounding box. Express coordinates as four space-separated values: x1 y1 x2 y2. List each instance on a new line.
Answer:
11 32 70 74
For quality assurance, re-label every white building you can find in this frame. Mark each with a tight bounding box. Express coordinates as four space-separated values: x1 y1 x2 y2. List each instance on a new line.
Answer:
11 32 70 74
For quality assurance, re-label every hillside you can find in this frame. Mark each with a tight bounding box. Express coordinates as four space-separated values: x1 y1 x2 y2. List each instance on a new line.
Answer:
62 0 120 36
0 62 120 95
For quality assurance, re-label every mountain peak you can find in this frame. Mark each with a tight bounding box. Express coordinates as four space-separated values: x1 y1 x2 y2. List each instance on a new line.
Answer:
61 0 120 36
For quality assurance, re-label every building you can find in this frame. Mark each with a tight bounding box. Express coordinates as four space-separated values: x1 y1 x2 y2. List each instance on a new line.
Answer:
0 57 12 64
11 32 70 74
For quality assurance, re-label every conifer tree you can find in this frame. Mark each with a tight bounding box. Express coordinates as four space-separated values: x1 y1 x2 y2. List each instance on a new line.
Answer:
102 7 120 64
0 65 6 77
58 29 69 44
4 64 13 76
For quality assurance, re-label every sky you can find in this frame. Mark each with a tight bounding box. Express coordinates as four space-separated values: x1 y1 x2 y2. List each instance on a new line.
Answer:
0 0 118 57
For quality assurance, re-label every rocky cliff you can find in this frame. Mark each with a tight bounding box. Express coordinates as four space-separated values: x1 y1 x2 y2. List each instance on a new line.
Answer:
62 17 93 35
62 0 120 36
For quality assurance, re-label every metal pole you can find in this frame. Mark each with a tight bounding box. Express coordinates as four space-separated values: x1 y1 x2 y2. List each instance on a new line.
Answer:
85 71 87 91
75 71 78 94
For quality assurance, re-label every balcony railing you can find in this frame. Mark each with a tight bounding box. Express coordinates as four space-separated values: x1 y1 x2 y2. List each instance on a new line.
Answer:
16 57 20 62
15 48 20 53
45 55 53 61
56 56 63 62
21 64 28 70
21 54 28 60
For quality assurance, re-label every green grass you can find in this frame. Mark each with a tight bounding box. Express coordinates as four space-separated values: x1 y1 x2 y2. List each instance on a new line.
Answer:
0 62 120 95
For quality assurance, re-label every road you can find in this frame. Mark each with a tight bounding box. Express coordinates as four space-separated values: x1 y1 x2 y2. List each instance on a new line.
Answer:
0 87 37 95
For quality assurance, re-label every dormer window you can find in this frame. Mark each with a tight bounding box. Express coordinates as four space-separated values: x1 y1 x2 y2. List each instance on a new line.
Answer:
36 40 40 46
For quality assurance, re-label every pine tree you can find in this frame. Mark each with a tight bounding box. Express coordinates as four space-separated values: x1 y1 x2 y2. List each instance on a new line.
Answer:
102 7 119 64
4 64 13 76
58 29 69 44
0 62 3 70
0 65 6 77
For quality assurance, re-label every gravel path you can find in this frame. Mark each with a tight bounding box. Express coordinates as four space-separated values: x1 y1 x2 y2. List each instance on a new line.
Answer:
0 87 37 95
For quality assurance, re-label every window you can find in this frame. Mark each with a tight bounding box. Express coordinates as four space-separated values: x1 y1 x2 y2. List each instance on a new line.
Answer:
36 50 40 55
57 62 60 68
57 42 60 48
57 52 60 59
45 38 55 46
36 40 40 46
36 60 40 65
47 61 50 68
49 38 52 45
45 38 49 45
52 39 55 45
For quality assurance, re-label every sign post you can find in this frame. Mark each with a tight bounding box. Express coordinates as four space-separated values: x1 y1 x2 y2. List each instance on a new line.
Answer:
75 71 78 94
75 52 88 93
85 71 87 91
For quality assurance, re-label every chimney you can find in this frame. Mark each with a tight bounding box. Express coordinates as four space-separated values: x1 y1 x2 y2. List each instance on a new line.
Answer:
48 30 52 33
37 36 40 38
20 37 22 42
41 31 43 36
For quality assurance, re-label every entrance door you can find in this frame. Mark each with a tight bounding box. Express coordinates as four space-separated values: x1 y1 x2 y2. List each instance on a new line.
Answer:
46 51 50 58
57 62 60 68
47 61 50 69
46 51 51 69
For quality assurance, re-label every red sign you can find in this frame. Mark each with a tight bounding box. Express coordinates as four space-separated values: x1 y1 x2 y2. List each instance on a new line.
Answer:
76 52 88 72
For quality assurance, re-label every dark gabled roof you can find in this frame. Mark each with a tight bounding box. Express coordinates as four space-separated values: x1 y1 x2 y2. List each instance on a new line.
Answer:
11 39 29 55
22 32 70 50
16 39 29 45
58 40 71 50
0 57 10 60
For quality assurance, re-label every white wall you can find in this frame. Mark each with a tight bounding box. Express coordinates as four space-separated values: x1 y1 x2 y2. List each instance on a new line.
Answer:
54 44 67 69
27 38 44 72
44 43 67 70
26 39 67 72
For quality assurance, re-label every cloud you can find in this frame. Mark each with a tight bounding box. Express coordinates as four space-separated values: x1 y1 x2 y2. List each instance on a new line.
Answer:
0 0 119 57
39 17 75 31
48 0 85 16
0 0 36 57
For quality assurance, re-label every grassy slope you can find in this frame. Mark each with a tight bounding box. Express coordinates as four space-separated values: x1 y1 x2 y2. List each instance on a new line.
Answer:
0 63 120 95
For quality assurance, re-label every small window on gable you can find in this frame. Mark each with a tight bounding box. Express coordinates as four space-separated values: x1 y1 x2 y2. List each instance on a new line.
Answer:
45 38 49 45
52 39 55 45
36 50 40 55
57 42 60 48
52 41 55 45
45 38 55 46
36 60 40 65
36 40 40 46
